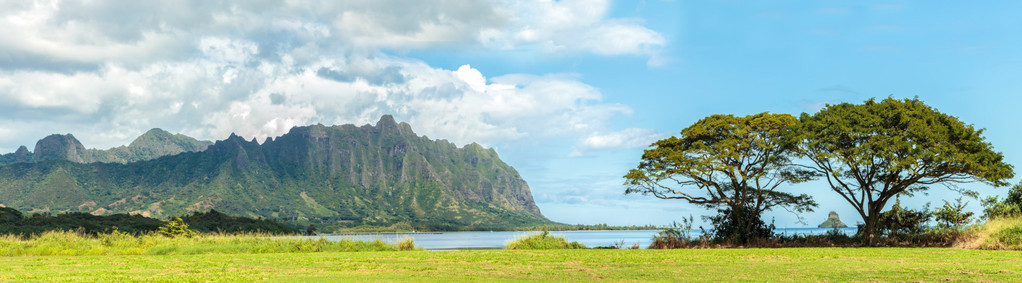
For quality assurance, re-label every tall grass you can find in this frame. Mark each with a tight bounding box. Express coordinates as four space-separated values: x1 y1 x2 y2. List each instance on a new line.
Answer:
0 230 418 256
397 236 416 251
505 231 586 250
954 216 1022 250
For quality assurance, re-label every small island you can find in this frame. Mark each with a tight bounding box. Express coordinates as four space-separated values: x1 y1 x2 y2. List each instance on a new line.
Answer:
818 211 848 228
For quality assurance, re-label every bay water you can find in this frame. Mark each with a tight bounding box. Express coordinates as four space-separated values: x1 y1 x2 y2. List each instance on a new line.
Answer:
309 227 858 250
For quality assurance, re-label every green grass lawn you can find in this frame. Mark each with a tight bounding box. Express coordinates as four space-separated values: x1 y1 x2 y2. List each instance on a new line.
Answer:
2 248 1020 282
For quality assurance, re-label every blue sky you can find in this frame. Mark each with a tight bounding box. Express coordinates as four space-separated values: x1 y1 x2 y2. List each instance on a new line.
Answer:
1 1 1021 227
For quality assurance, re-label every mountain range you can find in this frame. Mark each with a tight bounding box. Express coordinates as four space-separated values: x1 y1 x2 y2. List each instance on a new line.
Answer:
0 116 551 230
0 128 211 166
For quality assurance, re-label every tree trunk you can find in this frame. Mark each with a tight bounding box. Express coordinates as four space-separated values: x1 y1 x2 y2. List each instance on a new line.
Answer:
734 204 747 244
741 213 752 245
863 213 878 246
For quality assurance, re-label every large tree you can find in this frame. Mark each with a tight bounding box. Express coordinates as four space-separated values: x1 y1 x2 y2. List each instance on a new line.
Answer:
624 113 817 243
798 97 1014 245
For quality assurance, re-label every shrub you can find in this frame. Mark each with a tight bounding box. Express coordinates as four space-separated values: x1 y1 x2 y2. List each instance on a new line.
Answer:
990 223 1022 248
982 182 1022 219
706 207 774 244
953 217 1022 250
505 230 586 250
158 218 197 238
876 199 930 238
649 228 688 249
397 236 416 251
934 197 974 229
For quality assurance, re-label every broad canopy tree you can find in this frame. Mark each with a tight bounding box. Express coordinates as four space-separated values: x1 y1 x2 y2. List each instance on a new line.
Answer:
624 113 817 243
798 97 1014 245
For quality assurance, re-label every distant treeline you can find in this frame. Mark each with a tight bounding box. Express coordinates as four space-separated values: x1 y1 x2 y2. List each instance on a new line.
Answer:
0 207 299 236
333 221 661 233
519 223 660 231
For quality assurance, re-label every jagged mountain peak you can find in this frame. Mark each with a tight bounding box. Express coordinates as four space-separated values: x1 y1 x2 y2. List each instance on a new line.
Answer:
209 133 255 152
374 115 403 135
376 114 397 127
14 146 30 156
129 128 205 148
35 133 82 148
142 128 172 137
33 133 87 162
0 129 212 167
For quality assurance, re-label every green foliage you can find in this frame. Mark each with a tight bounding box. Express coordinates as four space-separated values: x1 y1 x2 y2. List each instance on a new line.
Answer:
0 211 163 236
0 207 297 236
963 217 1022 250
158 218 196 238
933 197 974 229
769 229 860 247
182 210 297 234
397 236 416 251
0 207 23 223
504 232 587 250
990 223 1022 248
648 217 699 249
876 199 930 238
798 97 1014 245
982 181 1022 219
707 206 775 243
624 113 817 244
648 228 687 249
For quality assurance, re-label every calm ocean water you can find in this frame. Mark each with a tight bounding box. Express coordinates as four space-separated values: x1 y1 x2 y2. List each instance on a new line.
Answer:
308 227 858 250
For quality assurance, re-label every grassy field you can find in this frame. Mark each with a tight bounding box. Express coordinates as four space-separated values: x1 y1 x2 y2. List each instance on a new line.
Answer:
2 248 1020 282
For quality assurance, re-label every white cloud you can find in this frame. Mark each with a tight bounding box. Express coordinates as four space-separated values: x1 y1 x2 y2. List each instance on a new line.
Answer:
571 128 663 156
198 37 259 65
0 1 664 151
0 52 631 150
0 1 664 70
489 0 666 60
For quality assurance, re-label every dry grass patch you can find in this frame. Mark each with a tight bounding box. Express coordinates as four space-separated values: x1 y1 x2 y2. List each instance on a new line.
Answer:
953 217 1022 250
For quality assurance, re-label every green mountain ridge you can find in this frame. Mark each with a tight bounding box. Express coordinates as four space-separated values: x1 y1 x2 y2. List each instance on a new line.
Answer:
0 128 212 166
0 116 551 230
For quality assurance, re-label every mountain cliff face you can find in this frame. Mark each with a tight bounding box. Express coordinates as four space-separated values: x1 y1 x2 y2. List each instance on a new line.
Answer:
0 129 211 166
0 116 549 229
32 134 90 163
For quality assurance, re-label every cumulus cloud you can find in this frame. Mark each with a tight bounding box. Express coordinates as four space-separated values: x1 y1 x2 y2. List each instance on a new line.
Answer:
0 1 663 70
0 0 665 150
190 58 632 147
